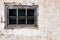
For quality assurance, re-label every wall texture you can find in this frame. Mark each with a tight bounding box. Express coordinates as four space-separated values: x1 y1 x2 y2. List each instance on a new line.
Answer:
0 0 60 40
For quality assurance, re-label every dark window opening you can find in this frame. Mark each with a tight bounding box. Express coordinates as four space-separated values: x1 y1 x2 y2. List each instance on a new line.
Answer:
18 17 26 24
8 9 35 25
9 17 16 24
18 9 26 16
27 9 34 16
27 17 34 24
9 9 16 16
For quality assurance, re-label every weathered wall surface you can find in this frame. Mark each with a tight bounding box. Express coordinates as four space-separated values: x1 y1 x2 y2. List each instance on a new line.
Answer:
0 0 60 40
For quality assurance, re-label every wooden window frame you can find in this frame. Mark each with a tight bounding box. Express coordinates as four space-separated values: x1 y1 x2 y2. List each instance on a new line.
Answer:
5 5 38 29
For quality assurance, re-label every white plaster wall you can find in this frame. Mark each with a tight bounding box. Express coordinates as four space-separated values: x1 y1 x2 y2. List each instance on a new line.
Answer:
0 0 60 40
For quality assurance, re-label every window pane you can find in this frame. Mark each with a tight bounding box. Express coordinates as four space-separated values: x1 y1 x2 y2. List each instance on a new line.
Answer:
9 17 16 24
27 9 34 16
18 17 26 24
9 9 16 16
27 17 34 24
18 9 25 16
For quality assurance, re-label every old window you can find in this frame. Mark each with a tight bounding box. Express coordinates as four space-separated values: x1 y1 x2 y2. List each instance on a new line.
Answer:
5 5 38 29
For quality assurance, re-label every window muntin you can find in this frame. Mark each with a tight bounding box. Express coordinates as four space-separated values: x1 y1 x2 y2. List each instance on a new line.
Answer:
8 9 35 25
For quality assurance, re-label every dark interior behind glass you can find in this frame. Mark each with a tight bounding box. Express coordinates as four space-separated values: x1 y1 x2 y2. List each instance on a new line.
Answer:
9 9 16 16
9 9 35 24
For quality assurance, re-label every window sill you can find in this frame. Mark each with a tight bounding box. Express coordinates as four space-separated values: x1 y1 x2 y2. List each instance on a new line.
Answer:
5 25 38 29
